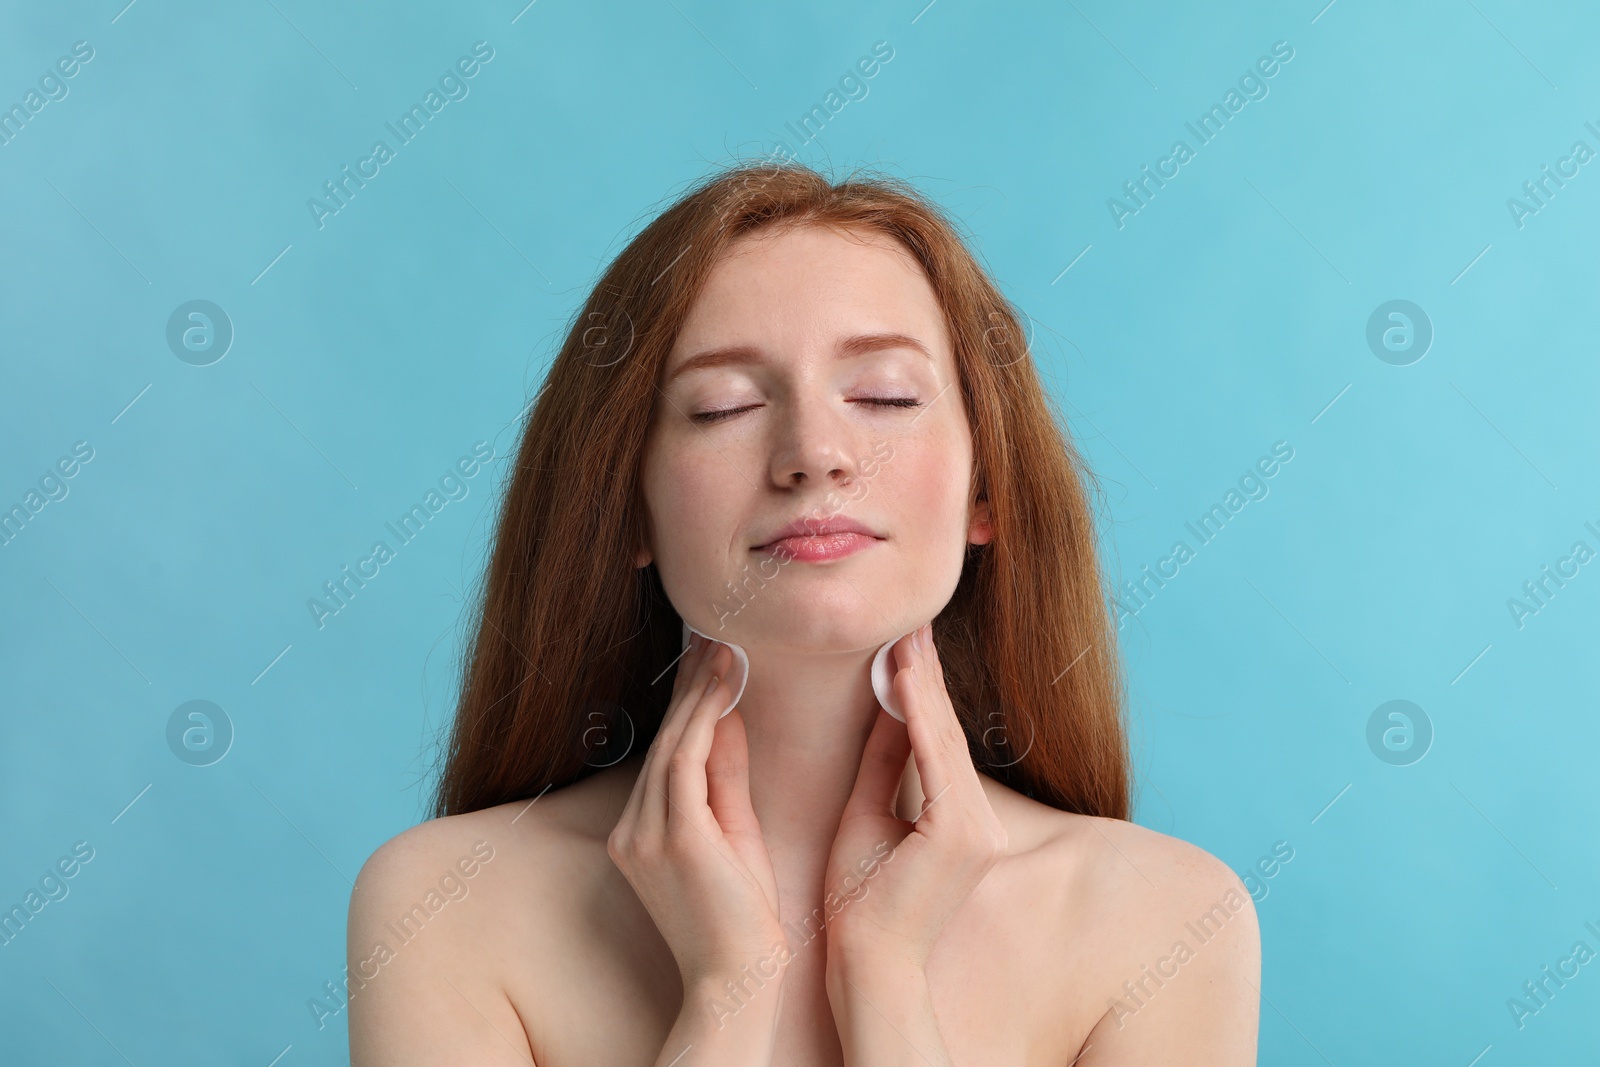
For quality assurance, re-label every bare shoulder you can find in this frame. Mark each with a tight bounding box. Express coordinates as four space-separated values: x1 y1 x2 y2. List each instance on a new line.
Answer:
1017 801 1261 1065
344 805 528 1065
346 769 632 1066
1046 807 1255 910
980 774 1253 910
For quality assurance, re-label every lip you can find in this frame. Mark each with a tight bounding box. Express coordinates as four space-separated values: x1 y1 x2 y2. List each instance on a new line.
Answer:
754 515 882 548
756 531 881 563
752 515 884 563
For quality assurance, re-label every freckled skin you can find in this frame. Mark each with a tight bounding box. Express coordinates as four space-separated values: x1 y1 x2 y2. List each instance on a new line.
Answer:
348 225 1260 1067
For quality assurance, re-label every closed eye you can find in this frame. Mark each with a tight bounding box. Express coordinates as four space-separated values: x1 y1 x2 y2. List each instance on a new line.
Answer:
690 398 923 425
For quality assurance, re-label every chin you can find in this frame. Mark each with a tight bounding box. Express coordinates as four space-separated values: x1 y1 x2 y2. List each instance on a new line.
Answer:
733 602 924 655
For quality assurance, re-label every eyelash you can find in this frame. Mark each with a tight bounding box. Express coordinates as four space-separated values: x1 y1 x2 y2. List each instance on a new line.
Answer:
690 398 923 424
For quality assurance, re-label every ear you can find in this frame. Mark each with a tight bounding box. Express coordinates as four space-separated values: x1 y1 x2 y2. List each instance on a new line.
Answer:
968 497 993 546
634 512 655 568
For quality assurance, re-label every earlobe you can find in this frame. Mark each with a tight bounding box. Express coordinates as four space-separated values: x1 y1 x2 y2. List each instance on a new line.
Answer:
969 499 993 545
634 512 656 568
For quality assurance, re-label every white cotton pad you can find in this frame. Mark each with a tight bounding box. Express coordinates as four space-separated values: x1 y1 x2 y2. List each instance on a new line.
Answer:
870 635 908 723
681 621 913 723
681 621 749 719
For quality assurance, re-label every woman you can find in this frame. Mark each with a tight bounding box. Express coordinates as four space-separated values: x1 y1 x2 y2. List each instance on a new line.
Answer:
347 161 1260 1065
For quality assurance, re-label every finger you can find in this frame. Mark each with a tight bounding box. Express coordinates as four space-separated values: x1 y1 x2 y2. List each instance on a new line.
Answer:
840 705 912 823
664 687 781 911
894 657 950 821
656 639 729 760
706 710 780 912
885 629 946 815
904 627 1004 863
638 639 727 838
914 624 969 761
666 654 734 819
704 708 760 836
620 633 710 829
896 624 972 825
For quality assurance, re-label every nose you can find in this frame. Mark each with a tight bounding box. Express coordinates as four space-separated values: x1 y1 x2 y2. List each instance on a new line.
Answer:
766 392 863 489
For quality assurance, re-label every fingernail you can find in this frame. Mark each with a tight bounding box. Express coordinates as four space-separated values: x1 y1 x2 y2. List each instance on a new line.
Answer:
705 673 720 695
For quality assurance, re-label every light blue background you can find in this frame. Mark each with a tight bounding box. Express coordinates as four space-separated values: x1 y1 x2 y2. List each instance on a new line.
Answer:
3 1 1597 1063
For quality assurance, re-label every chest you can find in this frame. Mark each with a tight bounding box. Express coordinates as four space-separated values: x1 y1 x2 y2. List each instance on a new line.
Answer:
507 861 1095 1066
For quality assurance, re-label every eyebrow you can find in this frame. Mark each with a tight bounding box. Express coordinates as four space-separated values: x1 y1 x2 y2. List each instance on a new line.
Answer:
665 332 933 385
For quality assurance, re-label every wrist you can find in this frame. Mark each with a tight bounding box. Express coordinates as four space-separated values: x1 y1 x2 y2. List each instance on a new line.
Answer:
825 956 938 1061
667 974 786 1067
687 961 789 1029
826 928 929 978
824 941 928 1003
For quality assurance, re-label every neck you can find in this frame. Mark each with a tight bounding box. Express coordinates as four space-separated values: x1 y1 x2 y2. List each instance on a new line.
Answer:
608 643 925 893
734 644 901 870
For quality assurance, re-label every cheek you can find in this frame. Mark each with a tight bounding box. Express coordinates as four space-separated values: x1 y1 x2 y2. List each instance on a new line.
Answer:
647 451 741 562
889 451 970 545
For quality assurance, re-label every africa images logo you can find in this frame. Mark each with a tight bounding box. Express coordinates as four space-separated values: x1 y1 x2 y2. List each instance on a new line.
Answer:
306 41 495 230
1107 40 1295 229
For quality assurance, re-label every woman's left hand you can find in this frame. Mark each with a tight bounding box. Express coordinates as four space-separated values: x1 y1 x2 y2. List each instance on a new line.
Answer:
822 621 1009 976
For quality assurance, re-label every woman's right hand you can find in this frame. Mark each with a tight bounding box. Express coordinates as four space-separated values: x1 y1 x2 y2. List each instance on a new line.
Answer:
607 633 789 1001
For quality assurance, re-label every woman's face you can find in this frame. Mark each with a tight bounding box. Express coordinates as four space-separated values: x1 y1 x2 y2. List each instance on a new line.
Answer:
637 222 991 653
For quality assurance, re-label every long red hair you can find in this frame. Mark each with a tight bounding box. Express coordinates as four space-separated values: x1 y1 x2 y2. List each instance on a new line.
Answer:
430 161 1130 821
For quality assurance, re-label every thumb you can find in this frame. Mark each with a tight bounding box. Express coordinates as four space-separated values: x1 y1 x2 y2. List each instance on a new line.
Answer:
706 710 779 908
841 706 913 822
705 708 761 838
